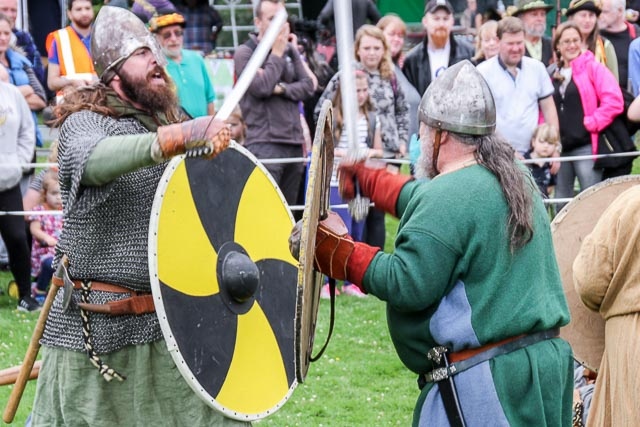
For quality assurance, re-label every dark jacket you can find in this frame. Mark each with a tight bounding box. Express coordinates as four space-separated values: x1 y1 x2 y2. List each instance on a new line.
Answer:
401 34 474 96
234 34 315 146
524 36 553 66
317 0 381 35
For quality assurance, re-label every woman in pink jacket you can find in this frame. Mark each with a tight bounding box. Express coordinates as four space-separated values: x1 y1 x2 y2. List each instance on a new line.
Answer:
550 21 623 206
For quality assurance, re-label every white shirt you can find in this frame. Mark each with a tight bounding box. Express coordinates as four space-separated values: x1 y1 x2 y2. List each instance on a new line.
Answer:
428 43 451 83
477 56 554 154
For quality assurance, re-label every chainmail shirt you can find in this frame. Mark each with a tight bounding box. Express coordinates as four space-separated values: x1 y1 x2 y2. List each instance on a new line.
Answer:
41 110 165 354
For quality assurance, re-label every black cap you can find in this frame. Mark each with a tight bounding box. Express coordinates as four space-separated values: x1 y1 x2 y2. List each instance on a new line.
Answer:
564 0 601 17
425 0 454 14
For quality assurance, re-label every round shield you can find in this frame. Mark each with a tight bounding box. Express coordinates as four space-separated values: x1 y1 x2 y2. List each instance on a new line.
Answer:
295 100 334 382
551 175 640 371
149 143 298 421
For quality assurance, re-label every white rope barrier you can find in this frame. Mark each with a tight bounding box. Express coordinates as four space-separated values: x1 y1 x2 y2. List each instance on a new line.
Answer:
20 151 640 169
6 146 639 216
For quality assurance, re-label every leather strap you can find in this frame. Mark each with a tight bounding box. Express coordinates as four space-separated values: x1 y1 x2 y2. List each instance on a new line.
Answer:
53 276 140 294
51 276 155 315
419 328 560 387
77 295 155 316
448 333 526 363
309 278 337 362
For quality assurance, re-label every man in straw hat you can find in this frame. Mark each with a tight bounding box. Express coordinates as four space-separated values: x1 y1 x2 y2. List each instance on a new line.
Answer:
291 60 573 426
510 0 555 64
28 6 246 426
150 12 217 118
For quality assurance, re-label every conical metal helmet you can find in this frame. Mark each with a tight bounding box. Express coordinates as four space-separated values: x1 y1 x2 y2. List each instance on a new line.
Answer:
418 60 496 136
91 6 166 82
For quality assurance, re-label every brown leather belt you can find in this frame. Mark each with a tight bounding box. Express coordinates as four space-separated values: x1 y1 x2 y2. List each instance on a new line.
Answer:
448 333 526 363
51 276 155 316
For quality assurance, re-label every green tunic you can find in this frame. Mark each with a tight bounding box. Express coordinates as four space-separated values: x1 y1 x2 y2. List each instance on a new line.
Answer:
363 165 573 426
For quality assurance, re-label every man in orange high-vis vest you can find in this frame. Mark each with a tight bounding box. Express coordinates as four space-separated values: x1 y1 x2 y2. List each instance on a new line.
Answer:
46 0 97 97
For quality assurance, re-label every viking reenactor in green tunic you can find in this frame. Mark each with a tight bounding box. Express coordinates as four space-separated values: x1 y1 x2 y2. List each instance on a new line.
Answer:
293 61 574 426
29 7 247 426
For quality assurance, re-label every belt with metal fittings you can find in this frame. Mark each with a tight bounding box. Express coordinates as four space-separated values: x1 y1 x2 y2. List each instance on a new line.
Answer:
51 276 155 316
418 328 560 389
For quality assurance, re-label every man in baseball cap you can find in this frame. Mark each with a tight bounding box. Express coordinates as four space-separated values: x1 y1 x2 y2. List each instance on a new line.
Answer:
402 0 474 96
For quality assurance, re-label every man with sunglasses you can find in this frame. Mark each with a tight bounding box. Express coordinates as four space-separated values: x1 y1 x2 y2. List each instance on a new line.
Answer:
150 13 216 118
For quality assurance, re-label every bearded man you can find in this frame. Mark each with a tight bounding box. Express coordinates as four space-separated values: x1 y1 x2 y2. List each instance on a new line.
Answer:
46 0 98 96
511 0 554 65
29 7 247 426
292 61 573 426
150 12 216 118
402 0 474 96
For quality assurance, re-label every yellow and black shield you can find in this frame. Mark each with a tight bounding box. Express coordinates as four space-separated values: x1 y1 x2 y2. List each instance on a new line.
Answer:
149 143 298 421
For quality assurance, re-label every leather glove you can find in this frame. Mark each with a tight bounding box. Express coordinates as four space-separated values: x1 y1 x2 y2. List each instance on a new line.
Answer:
289 211 381 287
154 117 230 161
314 211 355 281
338 162 412 217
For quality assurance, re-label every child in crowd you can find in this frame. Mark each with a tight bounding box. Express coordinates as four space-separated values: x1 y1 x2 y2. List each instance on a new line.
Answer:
524 123 560 198
28 169 63 302
324 69 383 298
226 105 246 146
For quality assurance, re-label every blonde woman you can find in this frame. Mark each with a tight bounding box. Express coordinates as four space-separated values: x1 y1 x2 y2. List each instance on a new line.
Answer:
377 14 421 138
314 24 409 250
471 20 500 65
314 24 409 161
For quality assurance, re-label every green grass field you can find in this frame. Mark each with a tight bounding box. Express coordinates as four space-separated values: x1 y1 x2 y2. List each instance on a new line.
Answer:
0 216 418 427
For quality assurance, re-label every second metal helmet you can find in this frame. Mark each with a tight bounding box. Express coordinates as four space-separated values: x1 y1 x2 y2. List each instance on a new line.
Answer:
91 6 167 83
418 60 496 136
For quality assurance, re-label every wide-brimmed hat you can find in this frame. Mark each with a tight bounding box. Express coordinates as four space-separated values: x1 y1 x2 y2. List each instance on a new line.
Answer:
511 0 554 16
564 0 601 17
148 13 186 33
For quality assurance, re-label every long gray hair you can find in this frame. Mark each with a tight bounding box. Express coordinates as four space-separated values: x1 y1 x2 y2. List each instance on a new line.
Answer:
455 132 535 252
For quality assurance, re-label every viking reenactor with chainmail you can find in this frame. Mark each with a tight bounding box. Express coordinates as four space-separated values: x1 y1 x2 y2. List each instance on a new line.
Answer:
29 7 247 426
292 61 574 425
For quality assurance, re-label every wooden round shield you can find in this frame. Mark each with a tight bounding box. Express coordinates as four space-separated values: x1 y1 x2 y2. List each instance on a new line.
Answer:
295 100 334 382
551 175 640 371
149 143 298 421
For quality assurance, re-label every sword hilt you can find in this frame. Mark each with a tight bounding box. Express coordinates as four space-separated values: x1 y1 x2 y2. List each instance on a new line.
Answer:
347 177 370 222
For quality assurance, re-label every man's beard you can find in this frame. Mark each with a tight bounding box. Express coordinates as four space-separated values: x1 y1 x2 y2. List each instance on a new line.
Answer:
429 29 449 49
525 23 546 38
118 66 178 114
74 17 93 31
415 136 437 179
162 46 181 60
